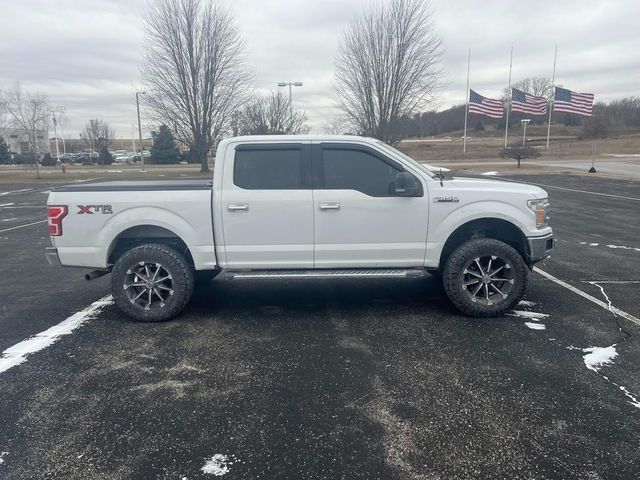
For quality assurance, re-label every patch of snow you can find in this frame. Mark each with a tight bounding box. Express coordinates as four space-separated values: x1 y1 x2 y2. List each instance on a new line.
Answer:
582 345 618 372
525 322 546 330
1 218 19 222
0 203 15 207
107 170 124 173
481 171 499 176
588 243 599 246
507 310 550 321
606 244 640 253
0 296 112 374
202 454 236 476
588 282 616 316
579 241 587 245
40 190 51 194
517 300 537 307
613 381 640 408
0 451 8 465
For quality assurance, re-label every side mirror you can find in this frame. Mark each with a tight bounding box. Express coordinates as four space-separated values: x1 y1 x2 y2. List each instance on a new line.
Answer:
394 171 420 197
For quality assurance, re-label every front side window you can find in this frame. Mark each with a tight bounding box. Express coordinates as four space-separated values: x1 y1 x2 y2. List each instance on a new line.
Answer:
321 148 401 197
234 147 305 189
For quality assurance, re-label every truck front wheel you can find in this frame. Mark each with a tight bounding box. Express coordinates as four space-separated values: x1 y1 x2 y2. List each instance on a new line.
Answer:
111 244 194 322
443 238 528 317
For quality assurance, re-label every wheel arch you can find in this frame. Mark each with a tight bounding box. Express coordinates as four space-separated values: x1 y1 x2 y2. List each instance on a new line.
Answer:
439 217 528 268
107 225 195 267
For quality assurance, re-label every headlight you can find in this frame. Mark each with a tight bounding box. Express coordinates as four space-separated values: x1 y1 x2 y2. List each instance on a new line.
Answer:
527 198 550 228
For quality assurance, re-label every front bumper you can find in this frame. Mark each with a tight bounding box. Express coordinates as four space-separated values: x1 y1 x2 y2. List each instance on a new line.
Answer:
45 246 62 266
527 232 554 263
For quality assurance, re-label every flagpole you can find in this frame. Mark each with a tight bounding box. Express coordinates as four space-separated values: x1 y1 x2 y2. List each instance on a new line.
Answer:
504 46 513 148
546 45 558 150
463 48 470 155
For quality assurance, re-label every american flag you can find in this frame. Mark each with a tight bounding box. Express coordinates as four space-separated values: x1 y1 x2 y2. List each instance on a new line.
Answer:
511 88 547 115
468 90 503 118
553 87 594 116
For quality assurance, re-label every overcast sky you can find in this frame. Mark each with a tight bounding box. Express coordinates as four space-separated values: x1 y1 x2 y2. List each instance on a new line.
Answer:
1 0 638 138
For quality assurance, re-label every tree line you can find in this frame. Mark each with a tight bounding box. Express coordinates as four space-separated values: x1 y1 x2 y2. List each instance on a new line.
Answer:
391 94 640 140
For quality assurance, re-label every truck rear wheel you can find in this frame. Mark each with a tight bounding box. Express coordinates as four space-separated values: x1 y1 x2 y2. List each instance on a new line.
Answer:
443 238 527 317
111 244 194 322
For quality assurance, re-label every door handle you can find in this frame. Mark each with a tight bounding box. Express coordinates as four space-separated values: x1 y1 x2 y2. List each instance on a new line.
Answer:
319 202 341 211
227 203 249 211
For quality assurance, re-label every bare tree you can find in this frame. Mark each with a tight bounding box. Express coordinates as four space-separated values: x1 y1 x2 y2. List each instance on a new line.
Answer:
321 114 351 135
503 77 555 101
80 119 115 164
141 0 251 172
334 0 443 144
238 91 309 135
0 85 51 178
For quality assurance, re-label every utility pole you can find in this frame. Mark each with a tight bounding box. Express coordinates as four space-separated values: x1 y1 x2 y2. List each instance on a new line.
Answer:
277 81 303 128
136 91 146 172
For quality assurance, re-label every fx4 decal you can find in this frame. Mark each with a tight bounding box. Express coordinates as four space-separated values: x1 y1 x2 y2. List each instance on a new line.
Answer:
77 205 113 214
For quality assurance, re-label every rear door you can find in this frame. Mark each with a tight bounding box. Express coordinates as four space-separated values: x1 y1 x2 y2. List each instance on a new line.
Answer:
220 143 313 269
312 143 429 268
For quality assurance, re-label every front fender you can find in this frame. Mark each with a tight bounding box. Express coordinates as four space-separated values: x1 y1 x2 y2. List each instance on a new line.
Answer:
425 200 534 268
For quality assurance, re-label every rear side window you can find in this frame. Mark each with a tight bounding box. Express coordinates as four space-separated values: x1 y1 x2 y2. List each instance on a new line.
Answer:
321 148 400 197
234 147 307 189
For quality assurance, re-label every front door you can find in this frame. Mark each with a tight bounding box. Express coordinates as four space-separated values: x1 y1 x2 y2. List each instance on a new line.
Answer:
220 143 313 269
312 143 429 268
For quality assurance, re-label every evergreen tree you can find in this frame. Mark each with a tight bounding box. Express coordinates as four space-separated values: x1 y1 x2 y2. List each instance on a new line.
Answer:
150 125 180 164
99 146 114 165
0 136 10 164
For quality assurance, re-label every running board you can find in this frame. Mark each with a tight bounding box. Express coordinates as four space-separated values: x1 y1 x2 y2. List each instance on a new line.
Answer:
224 268 426 280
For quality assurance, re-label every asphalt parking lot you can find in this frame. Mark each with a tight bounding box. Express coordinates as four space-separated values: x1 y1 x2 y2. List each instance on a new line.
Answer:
0 173 639 479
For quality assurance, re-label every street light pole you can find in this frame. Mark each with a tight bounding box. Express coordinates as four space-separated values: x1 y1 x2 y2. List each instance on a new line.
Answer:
136 91 146 172
51 113 60 162
277 81 303 128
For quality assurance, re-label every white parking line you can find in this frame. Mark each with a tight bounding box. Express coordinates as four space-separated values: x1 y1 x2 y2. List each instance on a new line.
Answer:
534 267 640 326
0 296 113 374
0 220 47 233
503 179 640 201
0 188 34 196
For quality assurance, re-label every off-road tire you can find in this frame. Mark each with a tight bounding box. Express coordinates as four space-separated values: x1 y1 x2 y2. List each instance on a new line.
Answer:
443 238 528 317
111 244 194 322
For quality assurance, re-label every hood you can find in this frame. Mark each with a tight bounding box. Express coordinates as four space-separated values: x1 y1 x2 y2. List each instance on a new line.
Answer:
449 176 548 199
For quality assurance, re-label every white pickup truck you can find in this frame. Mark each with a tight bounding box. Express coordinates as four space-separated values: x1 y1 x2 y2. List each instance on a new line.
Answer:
46 135 553 321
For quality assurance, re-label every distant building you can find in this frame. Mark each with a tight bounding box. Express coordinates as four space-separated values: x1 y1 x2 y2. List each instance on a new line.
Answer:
0 127 49 154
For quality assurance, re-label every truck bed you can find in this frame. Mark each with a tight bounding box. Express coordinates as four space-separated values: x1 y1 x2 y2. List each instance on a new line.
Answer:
52 179 212 192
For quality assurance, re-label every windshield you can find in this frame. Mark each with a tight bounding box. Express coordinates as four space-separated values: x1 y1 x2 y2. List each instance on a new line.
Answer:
375 141 438 178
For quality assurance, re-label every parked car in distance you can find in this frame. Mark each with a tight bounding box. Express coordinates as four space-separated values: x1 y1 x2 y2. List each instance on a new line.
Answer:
46 135 554 322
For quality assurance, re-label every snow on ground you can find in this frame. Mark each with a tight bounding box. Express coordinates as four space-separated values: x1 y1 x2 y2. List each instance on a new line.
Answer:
202 454 237 476
581 345 618 372
481 171 499 176
517 300 537 307
507 310 550 321
525 322 546 330
606 244 640 252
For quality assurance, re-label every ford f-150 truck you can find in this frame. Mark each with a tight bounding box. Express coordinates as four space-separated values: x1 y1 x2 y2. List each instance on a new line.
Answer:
46 135 553 322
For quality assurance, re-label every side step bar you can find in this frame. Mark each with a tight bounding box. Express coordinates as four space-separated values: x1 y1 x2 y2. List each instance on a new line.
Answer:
224 268 426 280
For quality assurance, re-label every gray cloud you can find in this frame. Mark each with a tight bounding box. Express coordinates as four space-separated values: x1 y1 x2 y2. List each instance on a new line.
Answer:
1 0 637 137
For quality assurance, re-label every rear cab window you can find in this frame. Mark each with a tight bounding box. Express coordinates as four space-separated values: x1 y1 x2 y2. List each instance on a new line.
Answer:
233 144 311 189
